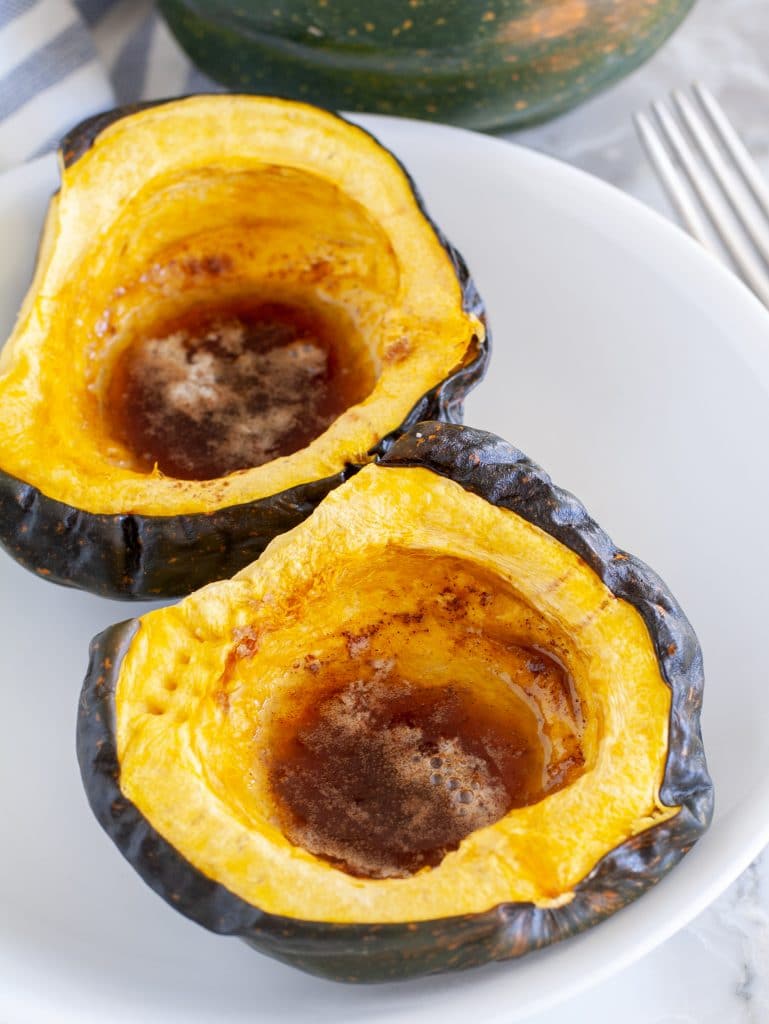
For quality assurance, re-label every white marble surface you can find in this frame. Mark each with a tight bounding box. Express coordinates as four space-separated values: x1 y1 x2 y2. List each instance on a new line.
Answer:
507 0 769 1019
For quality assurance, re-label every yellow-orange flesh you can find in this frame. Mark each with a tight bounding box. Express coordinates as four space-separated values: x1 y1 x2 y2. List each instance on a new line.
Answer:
0 96 483 513
114 466 676 924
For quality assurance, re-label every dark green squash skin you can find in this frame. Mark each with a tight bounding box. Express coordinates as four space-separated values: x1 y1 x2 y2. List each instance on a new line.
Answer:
0 102 488 600
158 0 696 133
76 421 713 982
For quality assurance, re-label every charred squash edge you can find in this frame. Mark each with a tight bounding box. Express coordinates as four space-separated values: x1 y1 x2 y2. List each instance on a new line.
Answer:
76 422 713 982
0 100 489 599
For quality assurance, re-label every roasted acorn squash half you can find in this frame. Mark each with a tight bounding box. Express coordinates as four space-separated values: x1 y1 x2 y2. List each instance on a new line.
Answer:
0 96 486 599
77 422 713 983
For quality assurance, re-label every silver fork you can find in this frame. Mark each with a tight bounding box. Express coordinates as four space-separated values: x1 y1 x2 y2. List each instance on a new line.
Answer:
634 83 769 308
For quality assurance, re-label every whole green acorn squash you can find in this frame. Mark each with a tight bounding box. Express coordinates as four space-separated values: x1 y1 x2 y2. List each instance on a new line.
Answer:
159 0 697 131
77 421 713 982
0 96 487 599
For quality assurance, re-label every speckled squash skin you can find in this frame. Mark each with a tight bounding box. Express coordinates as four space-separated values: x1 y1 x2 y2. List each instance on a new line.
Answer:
0 103 488 600
76 422 713 982
158 0 697 131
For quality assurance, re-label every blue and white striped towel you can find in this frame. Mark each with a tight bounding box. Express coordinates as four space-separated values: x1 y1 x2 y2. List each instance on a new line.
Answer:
0 0 218 171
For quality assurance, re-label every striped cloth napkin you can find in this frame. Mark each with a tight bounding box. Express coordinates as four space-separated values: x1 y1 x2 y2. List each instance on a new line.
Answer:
0 0 218 171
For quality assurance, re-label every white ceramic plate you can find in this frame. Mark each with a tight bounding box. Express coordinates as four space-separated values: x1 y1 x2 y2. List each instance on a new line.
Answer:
2 115 769 1024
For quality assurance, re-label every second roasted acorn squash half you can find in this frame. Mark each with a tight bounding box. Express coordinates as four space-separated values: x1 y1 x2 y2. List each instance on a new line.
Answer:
77 422 713 982
0 96 486 598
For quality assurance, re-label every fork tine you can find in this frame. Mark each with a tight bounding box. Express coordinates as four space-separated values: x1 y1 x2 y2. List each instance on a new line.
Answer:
634 111 715 251
694 82 769 223
672 89 769 267
650 100 769 308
